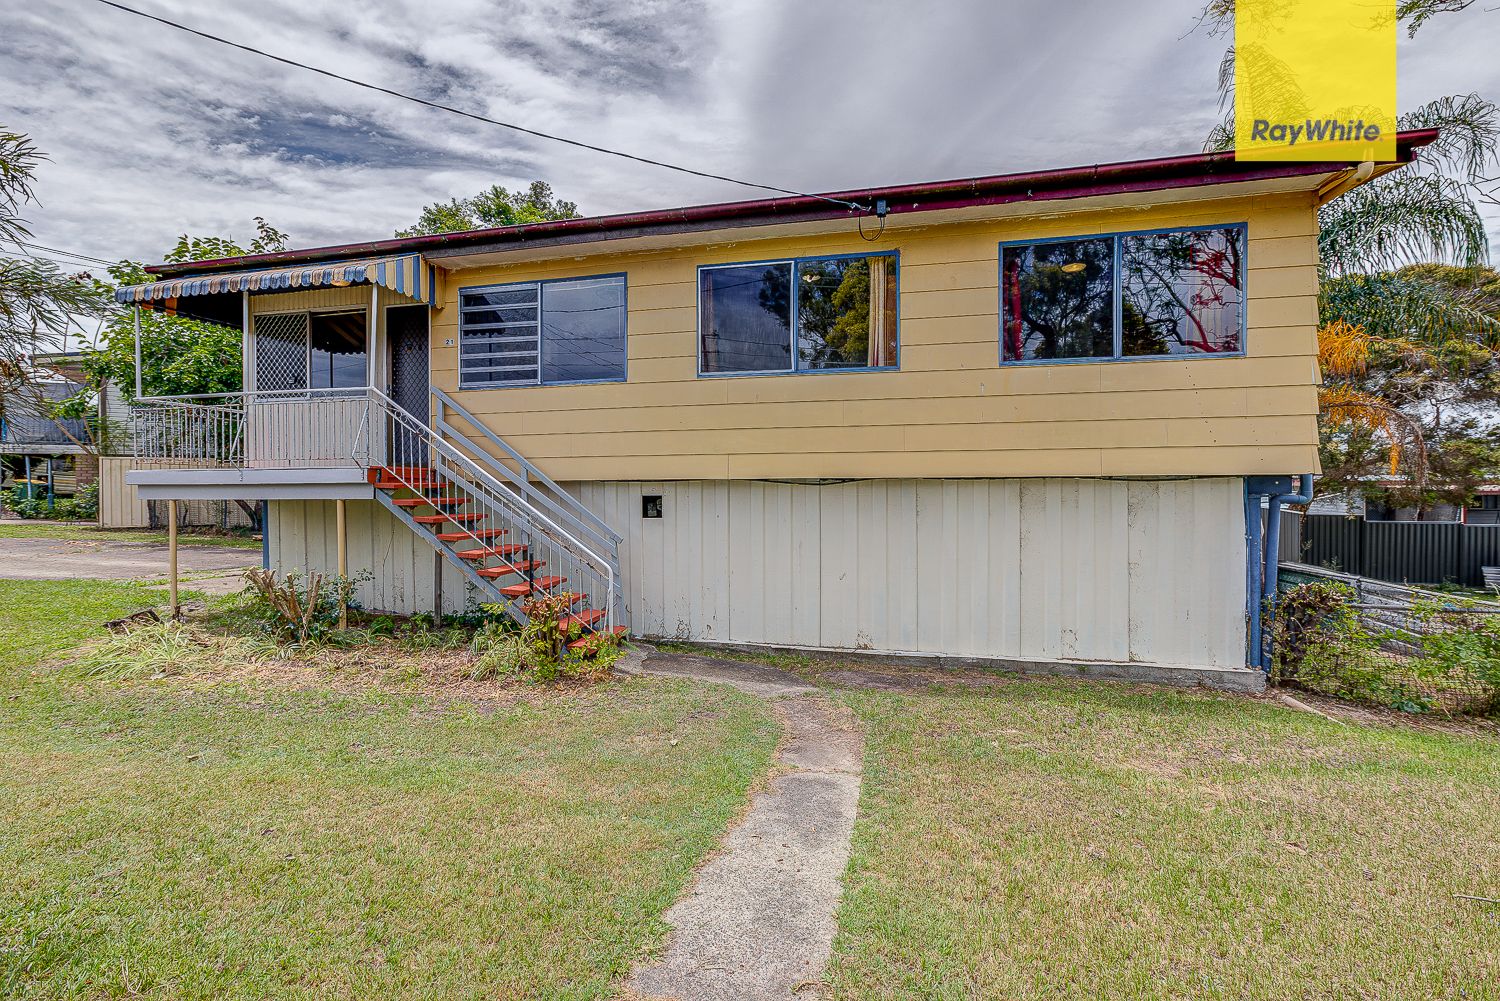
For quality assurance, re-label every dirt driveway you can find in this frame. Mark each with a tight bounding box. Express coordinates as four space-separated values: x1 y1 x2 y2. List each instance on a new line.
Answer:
0 538 258 595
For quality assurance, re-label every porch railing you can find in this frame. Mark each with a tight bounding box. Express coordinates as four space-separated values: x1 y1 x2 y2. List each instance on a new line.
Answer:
129 385 623 629
372 388 620 628
131 388 372 468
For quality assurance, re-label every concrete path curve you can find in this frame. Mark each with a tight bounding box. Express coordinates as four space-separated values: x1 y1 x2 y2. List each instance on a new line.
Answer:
621 647 864 1001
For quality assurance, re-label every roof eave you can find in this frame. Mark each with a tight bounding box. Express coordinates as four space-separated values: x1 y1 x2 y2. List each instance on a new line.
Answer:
146 129 1439 278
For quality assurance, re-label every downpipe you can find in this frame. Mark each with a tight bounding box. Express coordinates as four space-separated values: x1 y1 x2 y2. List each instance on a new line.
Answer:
1260 474 1314 674
1245 483 1266 672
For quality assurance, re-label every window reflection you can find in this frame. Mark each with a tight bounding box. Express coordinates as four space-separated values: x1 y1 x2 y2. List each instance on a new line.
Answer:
1001 238 1114 362
1121 227 1244 356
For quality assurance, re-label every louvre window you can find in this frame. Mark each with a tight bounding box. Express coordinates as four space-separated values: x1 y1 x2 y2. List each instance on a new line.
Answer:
459 275 626 388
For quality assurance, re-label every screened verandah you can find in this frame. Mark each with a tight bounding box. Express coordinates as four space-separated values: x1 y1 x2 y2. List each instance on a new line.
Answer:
117 254 434 475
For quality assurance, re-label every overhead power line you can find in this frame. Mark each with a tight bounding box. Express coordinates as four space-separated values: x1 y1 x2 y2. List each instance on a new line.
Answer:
91 0 872 213
16 241 118 267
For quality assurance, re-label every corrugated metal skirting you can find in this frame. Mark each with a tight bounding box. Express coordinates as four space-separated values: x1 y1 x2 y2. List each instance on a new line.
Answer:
571 477 1247 669
97 456 257 530
266 477 1247 670
268 498 472 615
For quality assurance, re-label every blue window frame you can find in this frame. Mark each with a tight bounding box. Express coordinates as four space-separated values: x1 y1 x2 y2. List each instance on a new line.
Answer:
459 273 627 388
1000 223 1247 365
697 252 899 376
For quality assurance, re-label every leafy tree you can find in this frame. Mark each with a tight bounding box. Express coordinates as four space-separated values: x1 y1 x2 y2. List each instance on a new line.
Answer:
1321 266 1500 347
0 127 113 459
791 259 871 367
0 129 112 358
395 181 578 237
78 223 288 407
81 264 243 403
163 217 288 264
1317 280 1500 510
1198 5 1497 273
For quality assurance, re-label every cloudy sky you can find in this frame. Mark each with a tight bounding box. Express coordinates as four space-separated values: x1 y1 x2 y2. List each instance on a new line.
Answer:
3 0 1498 278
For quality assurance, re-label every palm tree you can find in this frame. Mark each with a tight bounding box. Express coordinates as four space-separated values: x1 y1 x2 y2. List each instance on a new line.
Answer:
1198 5 1497 277
1193 3 1500 501
0 129 109 353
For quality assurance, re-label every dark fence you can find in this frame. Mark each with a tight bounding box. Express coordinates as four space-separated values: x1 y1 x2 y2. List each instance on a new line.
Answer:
1297 514 1500 587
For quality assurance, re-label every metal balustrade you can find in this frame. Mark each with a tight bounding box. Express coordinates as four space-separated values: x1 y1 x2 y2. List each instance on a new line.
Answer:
129 386 622 631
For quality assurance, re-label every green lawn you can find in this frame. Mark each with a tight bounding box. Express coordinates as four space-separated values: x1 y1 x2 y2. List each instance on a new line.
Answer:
0 522 262 548
820 674 1500 1000
0 581 779 999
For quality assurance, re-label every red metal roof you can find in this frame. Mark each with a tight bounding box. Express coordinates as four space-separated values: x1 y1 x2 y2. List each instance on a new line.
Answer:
149 129 1439 277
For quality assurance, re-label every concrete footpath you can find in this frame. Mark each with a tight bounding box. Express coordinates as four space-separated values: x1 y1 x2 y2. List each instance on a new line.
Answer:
0 537 256 595
622 647 864 1001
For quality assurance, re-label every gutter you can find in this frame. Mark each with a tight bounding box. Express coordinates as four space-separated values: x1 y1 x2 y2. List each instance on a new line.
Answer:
1314 159 1377 205
145 129 1440 278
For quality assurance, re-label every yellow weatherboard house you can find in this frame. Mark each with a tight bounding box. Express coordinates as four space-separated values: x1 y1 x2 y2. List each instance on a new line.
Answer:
116 132 1437 690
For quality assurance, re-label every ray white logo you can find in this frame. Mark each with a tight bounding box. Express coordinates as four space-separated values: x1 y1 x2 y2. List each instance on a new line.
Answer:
1250 118 1385 147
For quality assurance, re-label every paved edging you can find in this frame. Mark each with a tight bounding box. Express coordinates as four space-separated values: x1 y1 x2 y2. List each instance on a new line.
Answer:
621 645 863 1001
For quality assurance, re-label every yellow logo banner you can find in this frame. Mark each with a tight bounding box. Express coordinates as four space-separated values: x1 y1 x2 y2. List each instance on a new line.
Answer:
1235 0 1397 161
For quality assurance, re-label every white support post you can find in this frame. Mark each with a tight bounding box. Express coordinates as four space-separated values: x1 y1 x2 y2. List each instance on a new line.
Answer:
369 282 379 390
132 306 143 399
168 499 179 618
336 498 348 629
241 290 252 392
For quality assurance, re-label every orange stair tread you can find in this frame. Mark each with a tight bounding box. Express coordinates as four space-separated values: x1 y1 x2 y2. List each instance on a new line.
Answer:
456 544 528 560
559 610 607 629
567 626 628 650
496 576 566 595
435 528 508 541
476 562 547 579
392 496 466 507
412 512 485 524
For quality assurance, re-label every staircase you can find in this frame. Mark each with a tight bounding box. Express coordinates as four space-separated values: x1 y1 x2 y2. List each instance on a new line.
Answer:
368 387 625 646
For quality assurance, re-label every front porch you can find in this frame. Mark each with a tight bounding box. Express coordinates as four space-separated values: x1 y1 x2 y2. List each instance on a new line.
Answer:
118 253 436 500
114 252 623 637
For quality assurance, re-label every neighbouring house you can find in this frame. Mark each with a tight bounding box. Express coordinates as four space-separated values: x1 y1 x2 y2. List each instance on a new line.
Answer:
114 131 1440 690
0 351 109 506
1307 484 1500 524
1294 481 1500 587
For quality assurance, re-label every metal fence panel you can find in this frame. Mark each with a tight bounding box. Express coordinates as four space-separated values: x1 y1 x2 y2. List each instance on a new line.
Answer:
1301 515 1500 587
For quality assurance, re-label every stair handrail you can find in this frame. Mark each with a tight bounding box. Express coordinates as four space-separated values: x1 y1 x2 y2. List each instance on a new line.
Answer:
369 388 618 629
431 387 623 548
368 388 616 581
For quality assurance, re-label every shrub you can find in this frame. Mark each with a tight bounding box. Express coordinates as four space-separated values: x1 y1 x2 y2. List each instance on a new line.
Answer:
1 482 98 521
241 568 368 646
1 486 48 520
465 620 524 681
393 617 469 652
1271 581 1432 712
55 483 99 520
1407 599 1500 713
473 596 624 684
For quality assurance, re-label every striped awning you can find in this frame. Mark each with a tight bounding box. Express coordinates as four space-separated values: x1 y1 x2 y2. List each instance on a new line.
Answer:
114 253 430 304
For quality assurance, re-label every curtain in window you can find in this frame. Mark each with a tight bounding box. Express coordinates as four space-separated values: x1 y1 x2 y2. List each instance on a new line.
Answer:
866 256 896 367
